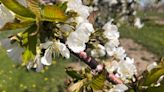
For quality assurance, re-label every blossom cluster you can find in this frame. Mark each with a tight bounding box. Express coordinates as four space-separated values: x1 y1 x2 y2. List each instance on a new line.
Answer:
90 21 137 84
0 0 138 91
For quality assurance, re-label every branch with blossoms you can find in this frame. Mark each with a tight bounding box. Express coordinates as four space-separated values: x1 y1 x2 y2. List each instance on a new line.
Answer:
0 0 136 91
71 51 123 84
0 0 163 92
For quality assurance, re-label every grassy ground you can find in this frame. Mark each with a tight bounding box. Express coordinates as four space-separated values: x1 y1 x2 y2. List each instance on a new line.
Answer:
138 10 164 19
0 46 74 92
120 14 164 58
0 29 79 92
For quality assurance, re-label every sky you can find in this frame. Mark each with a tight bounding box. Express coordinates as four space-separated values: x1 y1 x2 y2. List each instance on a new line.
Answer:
140 0 164 7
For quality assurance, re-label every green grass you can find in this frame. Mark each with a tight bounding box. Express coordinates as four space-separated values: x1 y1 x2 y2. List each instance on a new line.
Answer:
119 21 164 57
0 46 74 92
137 10 164 19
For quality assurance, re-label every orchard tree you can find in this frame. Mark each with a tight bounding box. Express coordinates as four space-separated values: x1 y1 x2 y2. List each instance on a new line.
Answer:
86 0 144 29
0 0 163 92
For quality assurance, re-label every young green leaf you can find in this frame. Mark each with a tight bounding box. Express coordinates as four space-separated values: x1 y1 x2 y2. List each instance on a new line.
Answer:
90 73 106 91
22 49 35 65
65 67 83 81
144 68 164 86
0 21 34 31
142 59 164 86
57 2 67 11
41 5 67 22
27 0 41 18
1 0 35 18
145 82 164 92
22 25 37 64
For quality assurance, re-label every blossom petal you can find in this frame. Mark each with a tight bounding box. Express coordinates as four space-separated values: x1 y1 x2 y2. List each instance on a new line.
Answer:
117 57 137 79
41 47 52 65
91 44 106 57
0 5 15 28
147 62 157 72
66 31 86 53
56 42 70 59
109 84 128 92
40 41 53 49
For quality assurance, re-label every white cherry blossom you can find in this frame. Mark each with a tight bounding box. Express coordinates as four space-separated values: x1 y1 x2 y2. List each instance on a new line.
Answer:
105 38 120 48
66 22 94 53
75 16 88 25
62 0 90 19
106 57 137 81
41 47 53 65
66 32 86 53
147 62 157 72
0 5 15 28
55 42 70 59
113 47 126 60
26 61 34 70
91 44 106 57
105 46 126 60
76 22 95 36
7 46 24 63
117 57 137 80
104 0 118 5
17 0 27 7
103 28 119 40
93 0 99 5
60 24 73 32
103 22 119 40
109 84 128 92
106 60 119 73
26 54 44 72
134 17 144 29
1 39 24 63
40 41 53 49
105 42 116 56
103 21 118 32
34 54 44 72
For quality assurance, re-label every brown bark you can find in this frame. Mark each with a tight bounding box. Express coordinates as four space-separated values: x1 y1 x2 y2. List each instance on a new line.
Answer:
71 51 123 84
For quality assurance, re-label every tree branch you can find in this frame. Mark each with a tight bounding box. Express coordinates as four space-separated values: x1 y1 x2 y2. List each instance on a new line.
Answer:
70 50 123 84
58 36 123 84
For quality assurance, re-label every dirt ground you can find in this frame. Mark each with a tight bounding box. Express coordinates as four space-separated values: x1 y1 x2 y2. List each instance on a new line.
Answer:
148 16 164 25
120 38 158 74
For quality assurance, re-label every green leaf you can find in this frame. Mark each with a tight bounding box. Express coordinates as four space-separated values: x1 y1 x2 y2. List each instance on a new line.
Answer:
22 49 35 64
145 80 164 92
65 67 83 80
22 25 37 64
158 58 164 68
23 25 37 54
41 5 67 22
27 0 41 18
143 60 164 86
0 0 35 18
26 0 41 33
57 2 67 11
0 21 34 31
144 68 164 86
90 73 106 91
